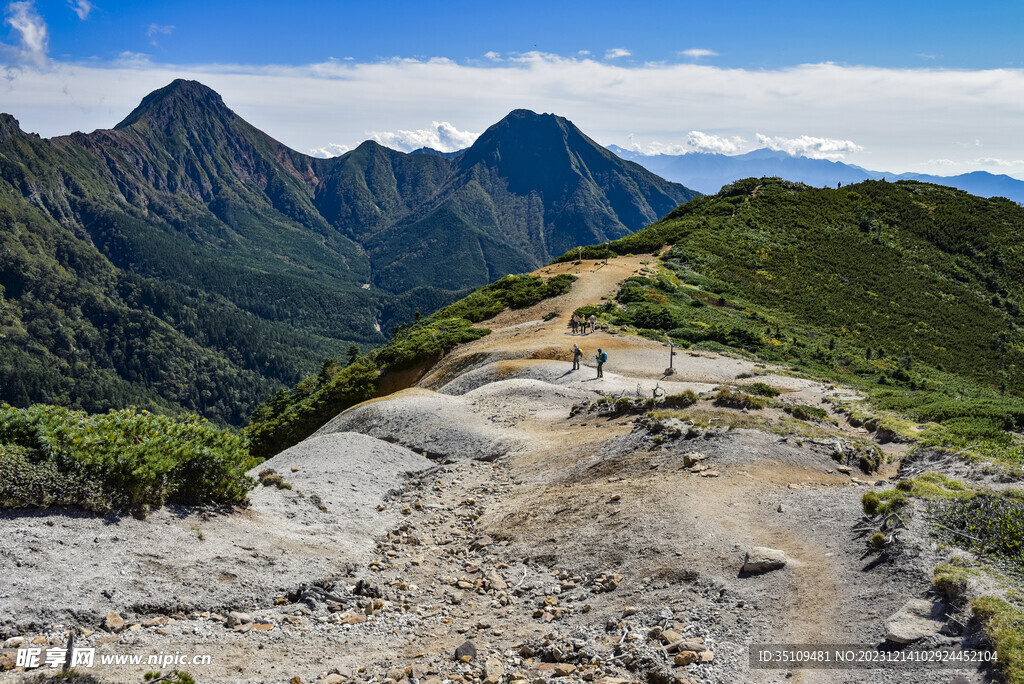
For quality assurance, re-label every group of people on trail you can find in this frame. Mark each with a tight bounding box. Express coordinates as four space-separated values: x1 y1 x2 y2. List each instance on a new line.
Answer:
571 343 607 378
570 313 597 335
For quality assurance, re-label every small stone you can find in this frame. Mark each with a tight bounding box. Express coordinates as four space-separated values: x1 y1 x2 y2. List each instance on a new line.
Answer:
227 611 253 627
386 668 405 681
324 676 344 684
741 547 787 573
485 570 508 591
683 452 706 467
622 606 637 617
660 629 683 644
31 635 47 644
699 470 720 478
674 651 699 666
699 651 715 663
142 616 169 628
78 629 94 637
104 611 125 633
252 623 274 631
484 659 505 684
837 465 852 474
340 613 366 625
2 637 24 649
454 640 477 661
553 663 577 676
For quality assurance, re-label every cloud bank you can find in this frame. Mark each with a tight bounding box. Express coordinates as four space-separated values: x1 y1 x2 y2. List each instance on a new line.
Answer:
3 52 1024 177
369 121 478 153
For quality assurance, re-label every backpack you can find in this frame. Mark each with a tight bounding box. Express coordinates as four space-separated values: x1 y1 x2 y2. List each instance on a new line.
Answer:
599 352 608 363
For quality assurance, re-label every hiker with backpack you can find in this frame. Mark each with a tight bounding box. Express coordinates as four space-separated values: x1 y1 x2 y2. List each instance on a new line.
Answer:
571 343 583 370
596 348 607 378
570 314 580 335
588 314 597 334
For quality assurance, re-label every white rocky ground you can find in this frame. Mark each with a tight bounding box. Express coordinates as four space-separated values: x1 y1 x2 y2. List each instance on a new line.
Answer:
0 256 1003 684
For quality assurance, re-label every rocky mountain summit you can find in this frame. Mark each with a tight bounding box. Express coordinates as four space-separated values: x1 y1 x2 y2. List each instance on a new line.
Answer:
1 255 1005 683
0 80 696 422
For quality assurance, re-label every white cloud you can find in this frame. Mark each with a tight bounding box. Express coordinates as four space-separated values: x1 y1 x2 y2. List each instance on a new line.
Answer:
756 133 863 159
605 48 631 59
4 56 1024 178
146 23 174 46
483 51 501 61
67 0 93 20
686 131 745 154
308 142 350 158
975 157 1024 167
680 48 717 59
2 1 48 67
368 121 478 153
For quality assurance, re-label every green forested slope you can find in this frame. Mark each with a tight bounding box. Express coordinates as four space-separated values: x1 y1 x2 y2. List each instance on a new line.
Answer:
0 80 693 423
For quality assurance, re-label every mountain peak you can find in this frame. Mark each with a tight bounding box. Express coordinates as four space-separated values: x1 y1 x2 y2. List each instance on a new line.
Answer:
115 79 232 129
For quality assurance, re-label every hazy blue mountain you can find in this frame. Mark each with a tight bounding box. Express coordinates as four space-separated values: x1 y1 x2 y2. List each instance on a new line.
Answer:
609 145 1024 203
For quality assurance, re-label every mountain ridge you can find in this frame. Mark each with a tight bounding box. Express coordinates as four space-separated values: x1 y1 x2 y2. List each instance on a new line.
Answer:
0 79 696 423
610 144 1024 202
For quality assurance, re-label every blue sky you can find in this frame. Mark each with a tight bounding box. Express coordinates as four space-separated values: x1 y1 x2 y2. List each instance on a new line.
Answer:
3 0 1024 178
34 0 1024 70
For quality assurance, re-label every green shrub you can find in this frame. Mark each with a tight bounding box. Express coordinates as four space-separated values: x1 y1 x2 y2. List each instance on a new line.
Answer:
0 405 254 512
784 404 829 421
663 391 698 409
747 382 781 397
712 388 766 410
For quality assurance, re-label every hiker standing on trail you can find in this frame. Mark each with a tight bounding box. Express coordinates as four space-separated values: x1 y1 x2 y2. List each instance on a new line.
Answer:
570 314 579 335
571 344 583 370
596 348 607 378
588 314 597 334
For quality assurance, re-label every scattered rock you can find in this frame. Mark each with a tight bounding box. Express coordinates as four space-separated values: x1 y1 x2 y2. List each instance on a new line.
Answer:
227 611 253 627
484 658 505 684
454 640 477 662
885 599 946 644
104 610 125 633
741 547 787 574
683 452 706 467
674 651 699 666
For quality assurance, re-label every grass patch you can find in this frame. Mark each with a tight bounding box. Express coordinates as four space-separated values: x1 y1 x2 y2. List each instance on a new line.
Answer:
861 472 975 516
971 596 1024 684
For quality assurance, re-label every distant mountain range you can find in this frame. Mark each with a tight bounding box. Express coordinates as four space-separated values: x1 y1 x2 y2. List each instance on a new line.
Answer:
0 80 695 422
608 145 1024 204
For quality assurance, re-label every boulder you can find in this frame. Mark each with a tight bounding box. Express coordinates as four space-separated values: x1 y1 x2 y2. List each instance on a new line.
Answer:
104 611 125 633
454 640 477 662
884 599 946 644
741 547 787 574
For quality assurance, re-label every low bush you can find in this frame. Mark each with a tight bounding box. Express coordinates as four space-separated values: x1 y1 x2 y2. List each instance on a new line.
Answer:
663 391 699 409
785 404 829 421
0 405 254 513
713 388 766 410
747 382 781 397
